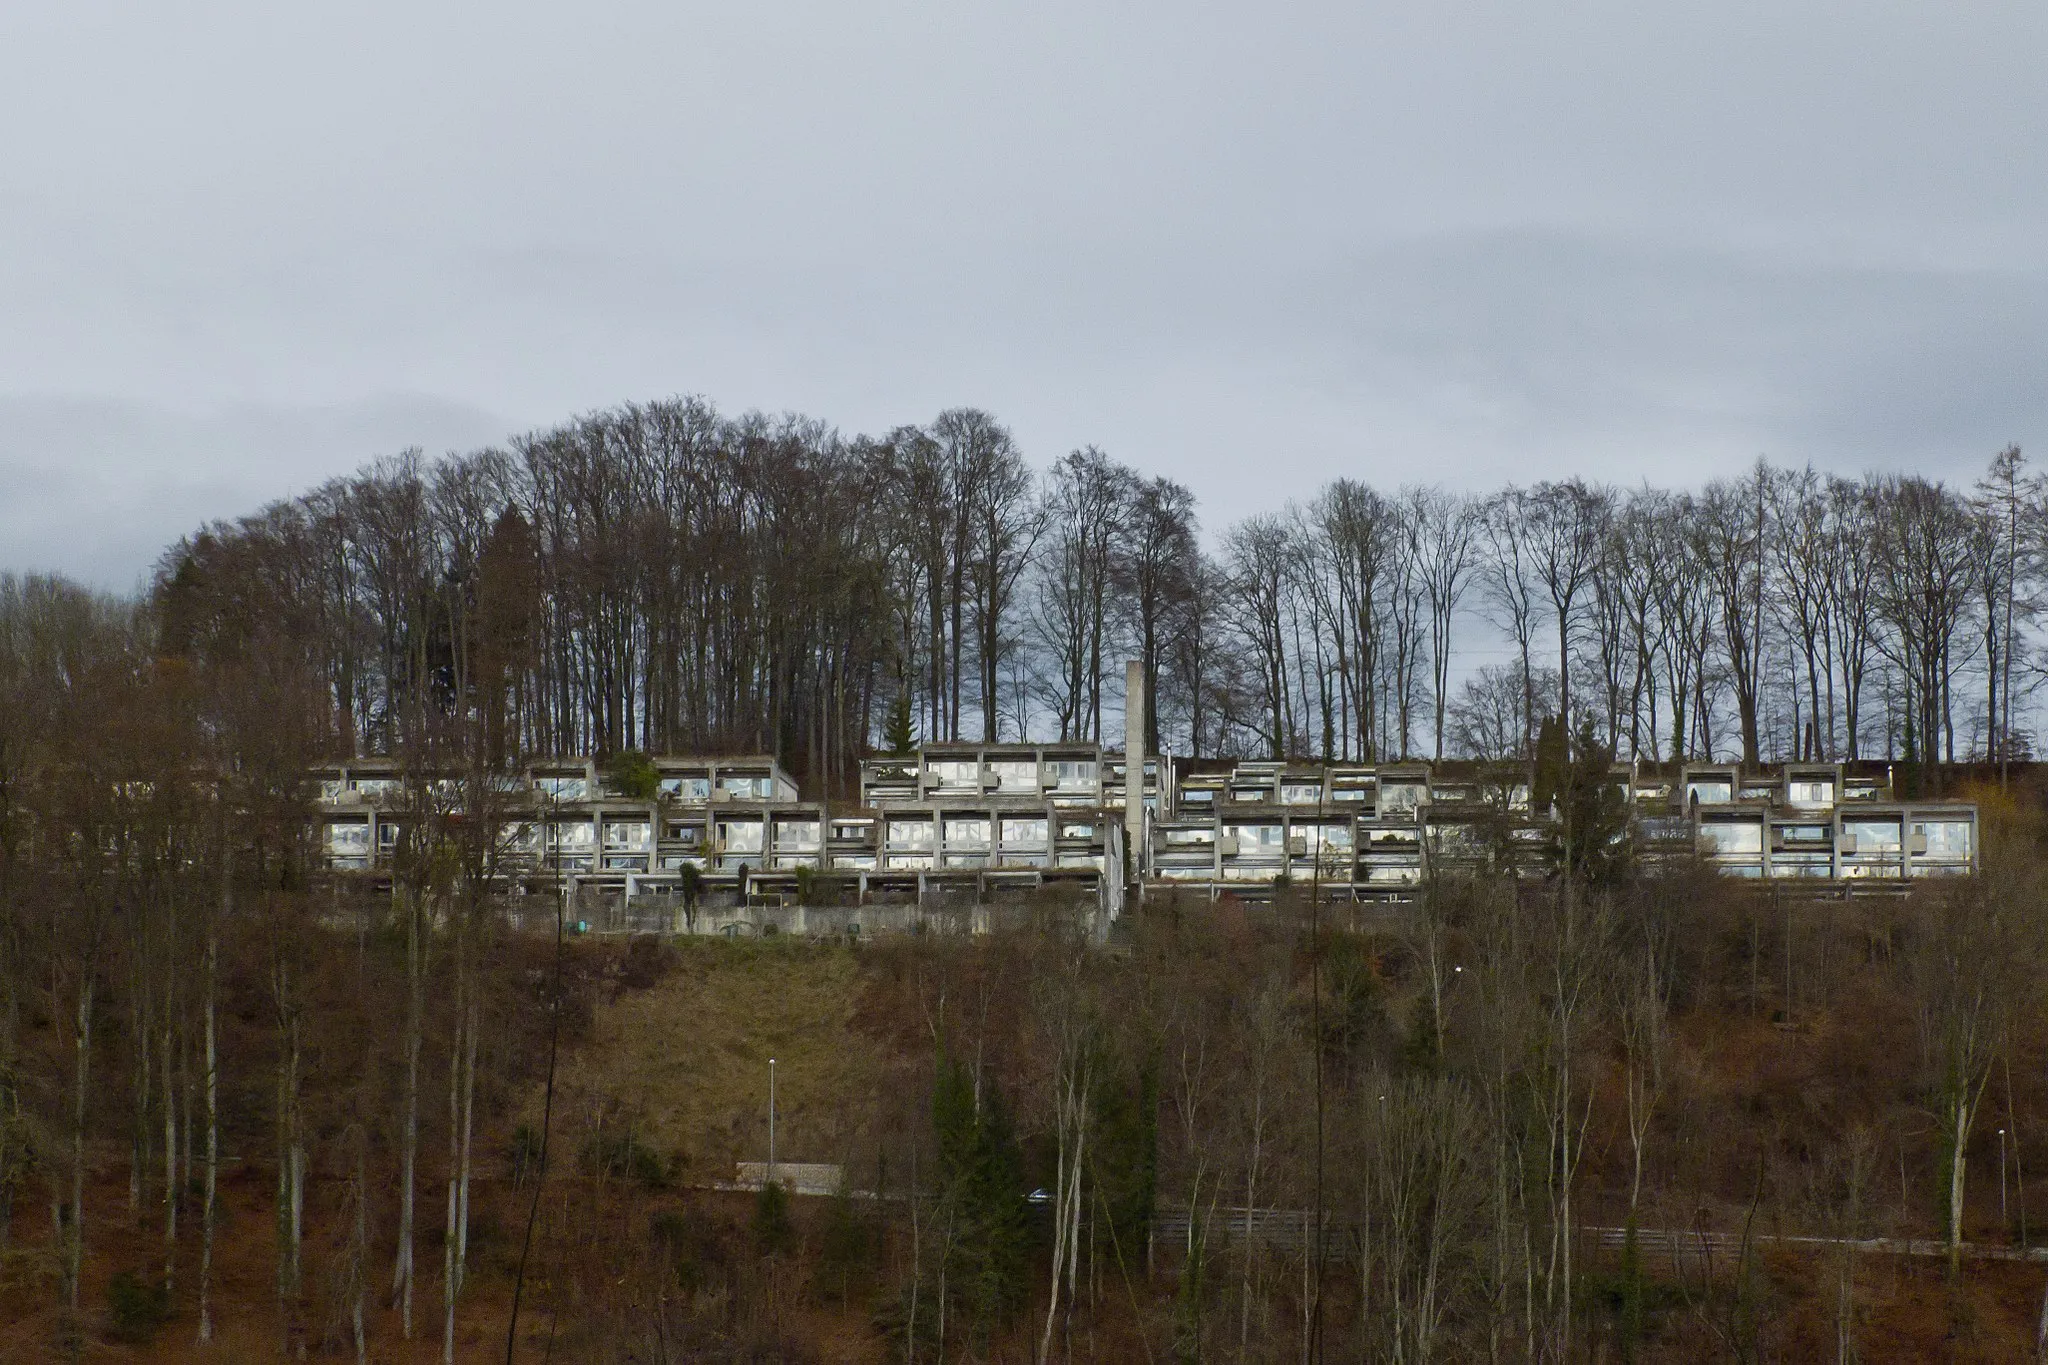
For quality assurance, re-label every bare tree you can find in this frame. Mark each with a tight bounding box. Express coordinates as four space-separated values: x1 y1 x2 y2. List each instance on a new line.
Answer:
1118 476 1199 756
1615 927 1671 1350
1695 467 1772 765
1911 862 2039 1279
1311 481 1398 759
1361 1071 1484 1364
1480 490 1543 755
1523 478 1613 737
1823 477 1882 761
1869 476 1979 790
1972 446 2031 778
1655 494 1718 760
1768 466 1838 759
1407 487 1480 762
1605 490 1677 760
1031 448 1133 741
1225 516 1298 759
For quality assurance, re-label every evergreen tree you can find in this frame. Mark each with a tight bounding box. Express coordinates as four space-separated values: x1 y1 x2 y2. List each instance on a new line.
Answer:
884 687 916 757
753 1178 795 1257
932 1055 1029 1345
1088 1056 1158 1272
1546 717 1631 885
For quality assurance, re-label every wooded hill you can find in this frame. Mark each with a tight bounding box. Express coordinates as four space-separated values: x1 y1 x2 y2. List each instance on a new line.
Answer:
149 400 2038 794
3 586 2048 1361
5 399 2048 1361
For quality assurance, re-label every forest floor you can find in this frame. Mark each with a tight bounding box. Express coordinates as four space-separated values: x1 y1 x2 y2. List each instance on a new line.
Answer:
6 930 2048 1361
546 937 888 1182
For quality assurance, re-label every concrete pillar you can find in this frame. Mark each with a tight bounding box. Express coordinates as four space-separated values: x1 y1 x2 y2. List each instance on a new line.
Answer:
1125 659 1146 879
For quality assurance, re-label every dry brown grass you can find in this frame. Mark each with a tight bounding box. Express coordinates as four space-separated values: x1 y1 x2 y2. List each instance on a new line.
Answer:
543 937 889 1182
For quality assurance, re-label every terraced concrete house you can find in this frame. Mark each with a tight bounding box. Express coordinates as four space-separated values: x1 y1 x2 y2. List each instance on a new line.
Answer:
315 741 1976 928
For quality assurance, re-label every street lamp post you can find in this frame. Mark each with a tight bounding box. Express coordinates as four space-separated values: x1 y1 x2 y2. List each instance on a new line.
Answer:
2000 1127 2009 1227
768 1057 777 1188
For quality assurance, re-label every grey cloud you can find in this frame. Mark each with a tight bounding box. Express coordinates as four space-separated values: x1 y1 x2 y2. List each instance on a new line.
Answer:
0 394 508 589
2 2 2044 582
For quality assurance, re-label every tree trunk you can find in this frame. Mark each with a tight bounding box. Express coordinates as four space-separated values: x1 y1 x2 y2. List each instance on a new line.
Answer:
66 975 93 1319
352 1125 369 1365
276 973 304 1356
198 868 221 1344
394 884 423 1336
1950 1094 1972 1279
443 931 478 1365
129 969 149 1216
162 1019 177 1292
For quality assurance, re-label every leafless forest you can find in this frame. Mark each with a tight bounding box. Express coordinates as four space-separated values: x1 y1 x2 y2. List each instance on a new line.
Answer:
4 400 2048 1361
148 399 2032 793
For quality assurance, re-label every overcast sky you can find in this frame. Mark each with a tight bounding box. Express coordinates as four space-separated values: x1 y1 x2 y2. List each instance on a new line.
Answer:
4 1 2044 590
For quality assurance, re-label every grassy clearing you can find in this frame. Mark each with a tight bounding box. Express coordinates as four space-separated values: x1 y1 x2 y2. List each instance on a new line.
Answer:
547 937 888 1183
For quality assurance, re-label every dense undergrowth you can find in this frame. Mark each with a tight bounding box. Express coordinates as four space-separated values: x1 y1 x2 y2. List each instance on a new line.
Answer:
9 822 2048 1362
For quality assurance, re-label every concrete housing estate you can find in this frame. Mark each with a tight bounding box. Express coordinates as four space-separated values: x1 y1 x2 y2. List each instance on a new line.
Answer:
316 740 1981 930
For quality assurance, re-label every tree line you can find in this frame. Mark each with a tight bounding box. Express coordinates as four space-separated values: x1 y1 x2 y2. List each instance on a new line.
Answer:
148 396 2040 794
5 556 2048 1359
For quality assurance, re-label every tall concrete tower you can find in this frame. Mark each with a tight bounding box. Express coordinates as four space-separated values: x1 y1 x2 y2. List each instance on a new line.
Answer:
1124 659 1145 873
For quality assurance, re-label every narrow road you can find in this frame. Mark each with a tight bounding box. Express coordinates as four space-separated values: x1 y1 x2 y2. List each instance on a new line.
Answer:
1149 1207 2048 1264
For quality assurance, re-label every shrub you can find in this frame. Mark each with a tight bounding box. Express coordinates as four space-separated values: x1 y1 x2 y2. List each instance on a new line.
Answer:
814 1188 874 1305
753 1179 795 1256
604 750 660 801
584 1129 670 1189
651 1205 727 1291
106 1270 169 1344
618 934 673 991
510 1123 546 1185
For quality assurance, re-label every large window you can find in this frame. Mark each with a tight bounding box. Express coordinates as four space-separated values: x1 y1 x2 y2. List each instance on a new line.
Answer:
1380 783 1426 815
1048 760 1097 791
536 775 589 801
326 822 369 856
999 817 1048 848
887 818 936 850
1428 823 1484 857
717 820 764 854
1844 820 1901 853
1685 778 1733 806
1301 823 1354 852
988 760 1037 792
602 821 651 851
1915 820 1973 858
775 819 822 850
926 760 979 789
1229 824 1285 852
1698 821 1762 854
943 817 991 849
